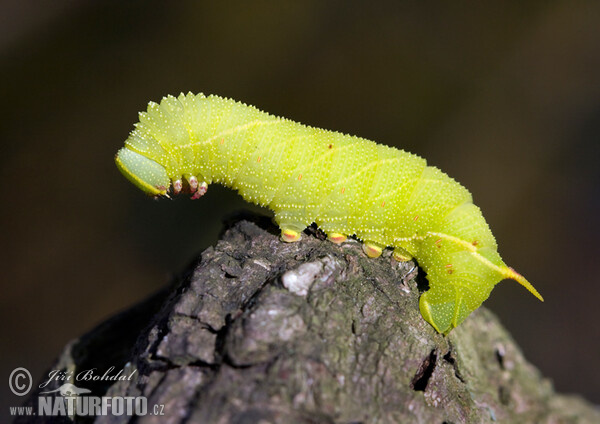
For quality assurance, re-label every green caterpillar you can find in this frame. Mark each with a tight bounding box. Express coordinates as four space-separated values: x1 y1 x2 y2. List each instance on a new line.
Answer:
115 92 543 334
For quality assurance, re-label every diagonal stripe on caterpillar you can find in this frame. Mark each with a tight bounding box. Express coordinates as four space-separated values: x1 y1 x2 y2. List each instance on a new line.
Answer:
115 92 543 334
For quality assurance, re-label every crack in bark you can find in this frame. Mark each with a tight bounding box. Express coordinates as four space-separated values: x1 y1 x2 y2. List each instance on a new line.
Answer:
411 349 437 392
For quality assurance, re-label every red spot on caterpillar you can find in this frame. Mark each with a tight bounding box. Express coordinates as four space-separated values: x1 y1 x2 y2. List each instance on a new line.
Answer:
298 174 302 181
472 240 479 246
445 263 453 274
381 201 386 208
341 187 345 194
257 156 261 163
328 144 333 149
413 215 419 221
220 138 224 145
435 239 442 248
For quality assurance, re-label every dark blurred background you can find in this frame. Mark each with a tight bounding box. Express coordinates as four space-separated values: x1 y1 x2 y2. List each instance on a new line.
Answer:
1 0 599 416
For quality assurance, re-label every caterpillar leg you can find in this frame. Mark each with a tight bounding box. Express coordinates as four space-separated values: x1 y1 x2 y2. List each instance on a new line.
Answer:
191 182 208 199
171 175 208 199
327 233 347 244
190 177 208 200
188 175 199 192
363 242 384 258
274 210 311 243
281 228 302 243
392 247 413 262
172 179 183 194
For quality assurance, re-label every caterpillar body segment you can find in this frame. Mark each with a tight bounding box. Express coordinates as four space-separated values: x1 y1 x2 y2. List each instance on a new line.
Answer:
115 92 543 334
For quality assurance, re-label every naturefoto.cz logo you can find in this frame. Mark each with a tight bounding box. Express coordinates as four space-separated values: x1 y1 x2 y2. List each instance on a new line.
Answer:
9 366 165 419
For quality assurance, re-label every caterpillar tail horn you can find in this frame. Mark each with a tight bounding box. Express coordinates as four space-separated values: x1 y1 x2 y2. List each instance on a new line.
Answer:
501 266 544 302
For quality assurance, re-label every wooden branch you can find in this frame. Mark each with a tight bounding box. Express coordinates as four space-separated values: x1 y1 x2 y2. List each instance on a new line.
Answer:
19 218 600 423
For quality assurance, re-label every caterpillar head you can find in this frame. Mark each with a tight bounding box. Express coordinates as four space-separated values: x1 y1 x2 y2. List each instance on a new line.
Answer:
115 148 170 196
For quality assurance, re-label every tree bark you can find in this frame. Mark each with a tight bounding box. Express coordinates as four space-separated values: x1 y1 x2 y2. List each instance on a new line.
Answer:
20 217 600 423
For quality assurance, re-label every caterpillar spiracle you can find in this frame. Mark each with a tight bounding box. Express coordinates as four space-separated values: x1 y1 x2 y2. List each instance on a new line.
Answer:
115 92 543 334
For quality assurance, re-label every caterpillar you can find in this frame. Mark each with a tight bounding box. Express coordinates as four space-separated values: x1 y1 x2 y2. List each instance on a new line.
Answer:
115 92 543 334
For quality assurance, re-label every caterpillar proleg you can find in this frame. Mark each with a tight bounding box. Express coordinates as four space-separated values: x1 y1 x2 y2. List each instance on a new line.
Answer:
115 92 543 334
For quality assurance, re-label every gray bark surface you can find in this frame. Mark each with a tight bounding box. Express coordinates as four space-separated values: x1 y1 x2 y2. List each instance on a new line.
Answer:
20 218 600 423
